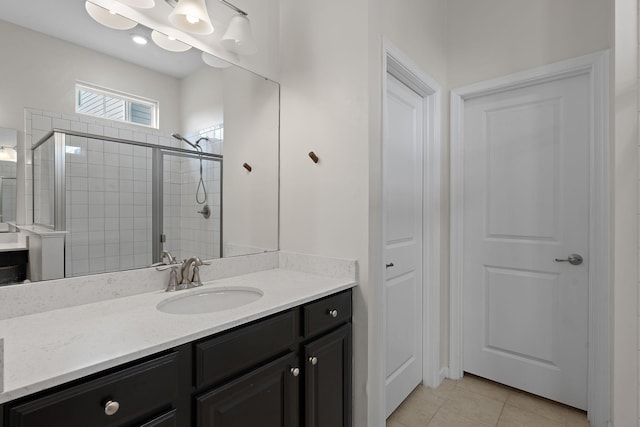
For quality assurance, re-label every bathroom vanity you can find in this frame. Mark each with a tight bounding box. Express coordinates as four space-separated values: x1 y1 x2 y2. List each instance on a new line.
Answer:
0 254 356 427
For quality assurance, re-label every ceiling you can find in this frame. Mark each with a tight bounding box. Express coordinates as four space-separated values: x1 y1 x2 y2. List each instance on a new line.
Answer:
0 0 239 78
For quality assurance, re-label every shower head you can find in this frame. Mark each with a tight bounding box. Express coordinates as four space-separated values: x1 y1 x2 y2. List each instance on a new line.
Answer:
171 132 199 150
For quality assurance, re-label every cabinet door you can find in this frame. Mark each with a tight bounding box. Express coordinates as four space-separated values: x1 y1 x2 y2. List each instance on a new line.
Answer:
304 324 352 427
196 352 299 427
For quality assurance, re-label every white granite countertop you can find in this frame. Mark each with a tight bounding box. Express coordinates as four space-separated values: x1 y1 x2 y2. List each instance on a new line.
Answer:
0 267 356 404
0 243 27 253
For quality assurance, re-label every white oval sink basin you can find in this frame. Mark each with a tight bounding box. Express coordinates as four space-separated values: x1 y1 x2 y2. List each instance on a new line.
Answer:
157 287 263 315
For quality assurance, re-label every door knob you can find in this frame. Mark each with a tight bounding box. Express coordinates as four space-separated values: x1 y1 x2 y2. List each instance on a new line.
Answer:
555 254 583 266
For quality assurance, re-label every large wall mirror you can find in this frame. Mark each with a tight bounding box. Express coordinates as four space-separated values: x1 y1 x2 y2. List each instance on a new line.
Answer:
0 1 279 283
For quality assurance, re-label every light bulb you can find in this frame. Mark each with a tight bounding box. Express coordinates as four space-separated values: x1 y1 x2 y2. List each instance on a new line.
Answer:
186 15 200 24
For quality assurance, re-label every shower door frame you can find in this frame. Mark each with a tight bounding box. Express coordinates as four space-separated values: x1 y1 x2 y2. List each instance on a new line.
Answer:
32 129 223 266
155 149 223 263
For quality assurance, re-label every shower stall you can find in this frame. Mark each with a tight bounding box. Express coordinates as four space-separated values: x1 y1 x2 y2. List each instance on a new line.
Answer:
32 129 222 277
0 177 16 224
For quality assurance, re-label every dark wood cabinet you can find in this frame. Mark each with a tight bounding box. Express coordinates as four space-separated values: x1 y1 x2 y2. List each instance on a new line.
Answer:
195 352 299 427
304 324 352 427
1 289 353 427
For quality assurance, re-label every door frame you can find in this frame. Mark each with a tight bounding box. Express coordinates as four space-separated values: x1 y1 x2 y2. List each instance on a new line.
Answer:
381 38 443 394
449 51 610 425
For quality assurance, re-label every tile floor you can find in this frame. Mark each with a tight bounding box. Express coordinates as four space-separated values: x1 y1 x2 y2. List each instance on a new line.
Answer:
386 374 590 427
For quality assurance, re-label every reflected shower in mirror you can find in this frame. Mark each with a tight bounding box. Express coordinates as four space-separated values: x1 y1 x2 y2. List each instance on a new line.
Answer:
0 128 17 232
0 3 279 282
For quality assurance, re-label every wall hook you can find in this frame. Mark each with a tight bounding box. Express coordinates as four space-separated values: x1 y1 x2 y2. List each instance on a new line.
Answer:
308 152 319 164
243 162 252 172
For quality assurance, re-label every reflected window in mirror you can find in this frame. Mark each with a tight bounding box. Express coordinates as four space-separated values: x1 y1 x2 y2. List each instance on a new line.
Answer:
76 83 159 129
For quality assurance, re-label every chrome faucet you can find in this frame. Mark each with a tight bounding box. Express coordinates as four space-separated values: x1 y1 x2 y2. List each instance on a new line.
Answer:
180 256 204 288
157 253 210 291
156 250 184 292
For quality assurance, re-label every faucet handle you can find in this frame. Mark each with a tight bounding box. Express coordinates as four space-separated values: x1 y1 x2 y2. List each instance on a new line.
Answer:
165 266 180 292
190 265 203 287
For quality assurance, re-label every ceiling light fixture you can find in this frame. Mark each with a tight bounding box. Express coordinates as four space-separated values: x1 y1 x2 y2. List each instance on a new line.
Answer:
221 14 257 55
168 0 214 35
151 30 192 52
85 1 138 30
118 0 156 8
218 0 257 55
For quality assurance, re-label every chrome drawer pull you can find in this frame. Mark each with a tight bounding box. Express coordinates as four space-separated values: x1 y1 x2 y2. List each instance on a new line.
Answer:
309 356 318 366
291 367 300 377
328 309 338 318
104 400 120 416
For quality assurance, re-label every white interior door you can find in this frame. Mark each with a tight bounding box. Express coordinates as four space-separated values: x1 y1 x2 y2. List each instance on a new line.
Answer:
462 73 590 409
383 73 423 417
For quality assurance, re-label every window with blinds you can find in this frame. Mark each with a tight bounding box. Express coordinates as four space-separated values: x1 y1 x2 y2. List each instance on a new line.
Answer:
75 84 158 128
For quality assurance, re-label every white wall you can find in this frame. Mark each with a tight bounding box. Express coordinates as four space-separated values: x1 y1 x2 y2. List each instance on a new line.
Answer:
179 66 224 135
446 0 611 88
279 1 370 425
0 20 182 136
222 67 279 255
614 0 639 425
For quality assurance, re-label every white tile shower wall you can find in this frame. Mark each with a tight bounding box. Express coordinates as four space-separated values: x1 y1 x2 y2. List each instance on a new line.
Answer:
64 137 153 277
0 161 17 223
176 128 223 261
32 137 54 227
179 155 221 260
26 109 176 277
163 154 183 260
26 109 224 276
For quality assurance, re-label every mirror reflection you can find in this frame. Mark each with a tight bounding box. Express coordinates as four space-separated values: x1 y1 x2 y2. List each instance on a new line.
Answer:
0 128 17 232
0 3 279 283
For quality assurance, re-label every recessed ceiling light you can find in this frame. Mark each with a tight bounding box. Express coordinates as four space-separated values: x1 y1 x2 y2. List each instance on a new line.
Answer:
131 34 148 45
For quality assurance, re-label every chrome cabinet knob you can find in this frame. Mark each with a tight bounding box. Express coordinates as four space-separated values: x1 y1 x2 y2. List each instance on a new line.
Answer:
104 400 120 416
291 367 300 377
328 309 338 318
309 356 318 365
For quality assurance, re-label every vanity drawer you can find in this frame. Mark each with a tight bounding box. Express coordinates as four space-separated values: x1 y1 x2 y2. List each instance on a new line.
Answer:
7 352 180 427
195 309 298 390
303 289 352 339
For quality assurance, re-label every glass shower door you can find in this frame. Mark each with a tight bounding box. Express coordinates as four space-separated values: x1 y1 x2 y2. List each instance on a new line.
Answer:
160 151 222 263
